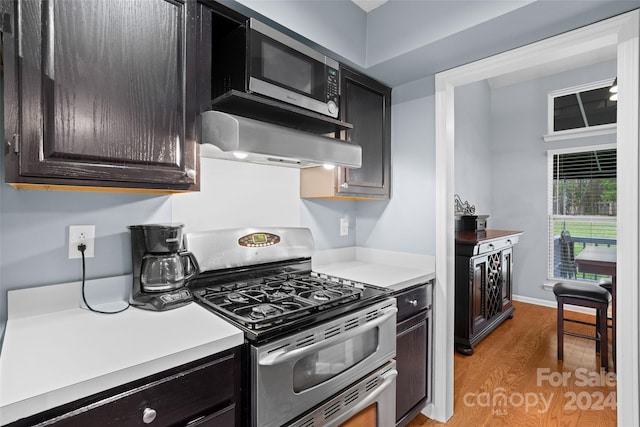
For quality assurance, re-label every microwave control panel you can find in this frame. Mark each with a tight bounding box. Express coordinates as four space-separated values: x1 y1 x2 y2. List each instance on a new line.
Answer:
326 68 339 115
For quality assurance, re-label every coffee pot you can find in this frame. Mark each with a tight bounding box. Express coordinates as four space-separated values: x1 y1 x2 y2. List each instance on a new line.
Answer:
141 251 197 292
129 223 199 311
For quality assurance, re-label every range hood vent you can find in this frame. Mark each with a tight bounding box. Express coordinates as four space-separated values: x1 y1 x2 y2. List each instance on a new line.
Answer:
198 111 362 169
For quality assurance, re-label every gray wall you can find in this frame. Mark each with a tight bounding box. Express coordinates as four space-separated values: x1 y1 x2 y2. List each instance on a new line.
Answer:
489 60 617 302
455 80 493 215
355 79 436 255
234 0 367 67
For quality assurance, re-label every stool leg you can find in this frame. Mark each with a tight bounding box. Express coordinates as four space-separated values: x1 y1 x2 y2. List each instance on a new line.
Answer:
599 303 608 371
596 310 601 353
557 298 564 361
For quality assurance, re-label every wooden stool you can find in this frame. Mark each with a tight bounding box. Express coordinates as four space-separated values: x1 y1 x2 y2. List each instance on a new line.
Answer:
598 278 613 327
553 282 611 371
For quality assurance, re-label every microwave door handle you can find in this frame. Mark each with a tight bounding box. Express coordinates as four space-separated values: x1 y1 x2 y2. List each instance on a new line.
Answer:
258 307 397 366
325 369 398 427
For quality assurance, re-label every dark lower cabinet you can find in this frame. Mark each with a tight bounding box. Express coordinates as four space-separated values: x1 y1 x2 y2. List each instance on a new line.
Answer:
455 230 521 355
6 346 242 427
395 282 433 427
1 0 199 192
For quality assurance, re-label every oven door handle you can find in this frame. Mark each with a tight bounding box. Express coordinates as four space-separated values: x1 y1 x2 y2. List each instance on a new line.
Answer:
326 369 398 427
258 307 397 366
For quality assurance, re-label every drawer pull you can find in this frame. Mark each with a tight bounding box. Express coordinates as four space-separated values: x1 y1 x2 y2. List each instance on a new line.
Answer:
408 299 418 307
142 407 157 424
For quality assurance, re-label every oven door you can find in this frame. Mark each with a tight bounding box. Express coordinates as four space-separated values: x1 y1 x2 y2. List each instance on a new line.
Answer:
288 360 397 427
251 299 397 427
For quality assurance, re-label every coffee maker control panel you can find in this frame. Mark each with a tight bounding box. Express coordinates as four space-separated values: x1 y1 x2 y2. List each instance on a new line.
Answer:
157 289 192 308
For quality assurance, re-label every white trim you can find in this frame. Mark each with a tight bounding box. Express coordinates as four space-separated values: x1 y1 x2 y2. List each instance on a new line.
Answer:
514 294 557 308
614 11 639 427
547 142 617 156
435 10 639 425
422 73 455 423
543 124 616 142
513 294 597 315
549 77 616 98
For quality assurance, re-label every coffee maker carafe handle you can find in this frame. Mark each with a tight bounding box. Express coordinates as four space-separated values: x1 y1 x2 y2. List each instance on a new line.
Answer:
180 250 199 282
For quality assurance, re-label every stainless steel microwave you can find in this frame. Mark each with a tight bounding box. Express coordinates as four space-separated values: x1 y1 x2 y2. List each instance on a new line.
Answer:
214 18 341 118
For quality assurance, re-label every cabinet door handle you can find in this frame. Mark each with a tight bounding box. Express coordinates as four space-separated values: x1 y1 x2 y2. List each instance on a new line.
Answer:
45 0 54 79
340 182 349 189
185 168 196 179
142 407 157 424
17 0 22 57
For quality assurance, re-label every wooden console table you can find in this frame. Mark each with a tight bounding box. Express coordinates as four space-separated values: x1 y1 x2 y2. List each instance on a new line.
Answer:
455 230 523 355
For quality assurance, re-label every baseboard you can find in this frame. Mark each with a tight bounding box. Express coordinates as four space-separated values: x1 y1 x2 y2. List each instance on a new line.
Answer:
513 294 596 315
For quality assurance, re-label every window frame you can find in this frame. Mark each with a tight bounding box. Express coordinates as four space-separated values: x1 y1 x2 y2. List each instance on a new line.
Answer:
546 143 617 282
544 78 617 142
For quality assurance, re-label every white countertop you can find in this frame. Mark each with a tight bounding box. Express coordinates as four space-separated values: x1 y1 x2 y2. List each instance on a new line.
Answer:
313 247 435 292
0 276 244 425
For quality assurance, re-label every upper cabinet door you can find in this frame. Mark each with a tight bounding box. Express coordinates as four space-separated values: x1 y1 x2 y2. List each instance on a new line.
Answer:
337 67 391 199
4 0 198 191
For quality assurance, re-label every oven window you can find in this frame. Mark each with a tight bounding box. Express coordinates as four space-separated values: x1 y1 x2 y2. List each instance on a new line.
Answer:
262 41 312 95
292 327 378 392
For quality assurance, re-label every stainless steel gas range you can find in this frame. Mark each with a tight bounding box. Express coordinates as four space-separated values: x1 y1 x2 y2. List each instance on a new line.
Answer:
184 227 397 427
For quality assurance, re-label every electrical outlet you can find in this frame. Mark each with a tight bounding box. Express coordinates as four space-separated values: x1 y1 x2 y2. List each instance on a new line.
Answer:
69 225 95 259
340 217 349 236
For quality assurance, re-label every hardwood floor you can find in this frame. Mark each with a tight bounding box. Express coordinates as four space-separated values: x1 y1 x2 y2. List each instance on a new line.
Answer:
407 301 616 426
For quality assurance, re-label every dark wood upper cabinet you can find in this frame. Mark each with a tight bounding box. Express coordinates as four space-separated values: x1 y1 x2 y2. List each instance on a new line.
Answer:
2 0 199 192
338 67 391 198
300 66 391 200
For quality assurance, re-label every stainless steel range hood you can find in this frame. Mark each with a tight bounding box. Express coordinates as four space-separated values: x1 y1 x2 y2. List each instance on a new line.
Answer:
198 111 362 168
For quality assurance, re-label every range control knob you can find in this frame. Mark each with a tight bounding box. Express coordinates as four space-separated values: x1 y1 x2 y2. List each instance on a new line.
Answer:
327 101 338 115
142 407 157 424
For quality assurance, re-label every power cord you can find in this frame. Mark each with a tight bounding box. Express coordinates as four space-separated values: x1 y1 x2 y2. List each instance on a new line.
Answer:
78 243 129 314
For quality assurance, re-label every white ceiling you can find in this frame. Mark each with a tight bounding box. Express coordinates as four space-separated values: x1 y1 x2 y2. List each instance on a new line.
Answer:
351 0 388 13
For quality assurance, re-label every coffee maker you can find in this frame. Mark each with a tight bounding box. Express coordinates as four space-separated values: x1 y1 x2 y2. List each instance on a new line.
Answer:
129 224 198 311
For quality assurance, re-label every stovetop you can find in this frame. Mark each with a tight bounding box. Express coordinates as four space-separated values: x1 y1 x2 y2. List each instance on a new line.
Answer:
190 267 390 343
194 271 363 327
184 228 391 343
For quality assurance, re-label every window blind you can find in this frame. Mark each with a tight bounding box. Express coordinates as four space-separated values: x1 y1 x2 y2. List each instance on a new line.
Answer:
548 148 617 281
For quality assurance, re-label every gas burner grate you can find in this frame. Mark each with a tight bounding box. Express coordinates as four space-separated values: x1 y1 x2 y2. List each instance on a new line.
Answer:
192 271 364 330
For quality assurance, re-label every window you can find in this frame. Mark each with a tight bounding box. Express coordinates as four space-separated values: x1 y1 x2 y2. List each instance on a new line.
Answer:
547 146 617 282
545 79 617 141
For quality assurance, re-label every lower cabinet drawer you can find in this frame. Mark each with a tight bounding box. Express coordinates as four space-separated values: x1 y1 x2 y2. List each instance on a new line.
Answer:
11 348 241 427
55 354 235 426
396 283 432 321
187 404 236 427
